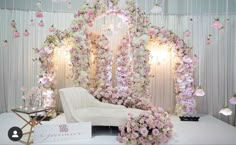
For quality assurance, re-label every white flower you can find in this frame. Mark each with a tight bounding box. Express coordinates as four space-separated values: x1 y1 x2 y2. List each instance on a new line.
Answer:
43 90 53 98
219 107 232 116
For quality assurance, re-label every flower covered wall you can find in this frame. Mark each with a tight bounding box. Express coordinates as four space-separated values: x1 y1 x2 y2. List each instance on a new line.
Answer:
33 0 198 116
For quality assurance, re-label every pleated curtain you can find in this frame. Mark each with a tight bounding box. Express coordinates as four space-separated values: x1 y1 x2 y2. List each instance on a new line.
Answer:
0 9 235 126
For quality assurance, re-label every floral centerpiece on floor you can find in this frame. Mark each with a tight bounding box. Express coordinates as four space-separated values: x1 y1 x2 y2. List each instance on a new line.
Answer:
117 106 173 145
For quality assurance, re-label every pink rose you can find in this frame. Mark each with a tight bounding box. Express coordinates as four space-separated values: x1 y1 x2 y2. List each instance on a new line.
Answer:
229 96 236 105
152 129 159 136
148 28 156 35
87 9 94 16
140 127 148 137
131 132 139 139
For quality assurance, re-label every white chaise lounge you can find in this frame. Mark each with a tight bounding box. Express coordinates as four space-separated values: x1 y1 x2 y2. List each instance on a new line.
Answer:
59 87 143 126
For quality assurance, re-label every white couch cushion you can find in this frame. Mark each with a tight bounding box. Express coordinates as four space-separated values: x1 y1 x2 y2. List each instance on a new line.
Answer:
73 107 143 126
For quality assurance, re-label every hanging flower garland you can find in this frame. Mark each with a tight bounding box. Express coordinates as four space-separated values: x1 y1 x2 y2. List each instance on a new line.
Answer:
116 34 133 103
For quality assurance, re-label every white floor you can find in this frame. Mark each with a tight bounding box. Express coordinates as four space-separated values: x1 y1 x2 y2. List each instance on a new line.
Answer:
1 113 236 145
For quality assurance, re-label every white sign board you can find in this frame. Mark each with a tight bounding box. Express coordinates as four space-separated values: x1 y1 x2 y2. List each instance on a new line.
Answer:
34 122 92 143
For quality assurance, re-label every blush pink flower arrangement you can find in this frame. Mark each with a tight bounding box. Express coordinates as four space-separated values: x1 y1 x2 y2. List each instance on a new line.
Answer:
117 107 173 145
229 94 236 105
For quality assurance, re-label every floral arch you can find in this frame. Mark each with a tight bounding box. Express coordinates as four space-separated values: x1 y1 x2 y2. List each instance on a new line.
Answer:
35 0 197 116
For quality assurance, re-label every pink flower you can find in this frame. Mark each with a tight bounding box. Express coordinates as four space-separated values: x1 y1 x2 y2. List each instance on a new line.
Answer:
116 136 122 142
152 129 159 136
35 11 43 18
206 38 211 45
88 22 93 27
87 9 94 16
2 40 8 47
14 31 20 38
184 30 191 37
131 132 139 139
49 25 55 32
10 20 16 27
149 28 156 35
193 55 199 65
24 30 30 37
140 127 148 137
229 96 236 105
38 20 44 27
212 19 222 29
67 2 72 9
161 135 168 144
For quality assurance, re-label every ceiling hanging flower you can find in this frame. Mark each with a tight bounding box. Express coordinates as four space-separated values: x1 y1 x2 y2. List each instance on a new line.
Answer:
219 107 232 116
35 10 43 18
38 20 44 27
194 86 205 97
67 2 72 9
10 20 16 27
49 25 56 32
30 19 35 26
13 31 20 38
2 40 8 47
151 4 162 14
229 94 236 105
24 29 30 37
212 18 222 29
205 34 212 45
184 30 191 37
36 1 42 8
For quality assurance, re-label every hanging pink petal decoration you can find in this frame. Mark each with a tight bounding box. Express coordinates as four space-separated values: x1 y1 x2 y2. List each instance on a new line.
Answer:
49 25 55 32
35 10 43 18
24 29 30 37
192 54 199 65
67 2 72 9
2 40 8 47
212 19 222 29
184 30 191 37
38 20 44 27
29 19 35 26
14 31 20 38
10 20 16 27
206 38 211 45
229 95 236 105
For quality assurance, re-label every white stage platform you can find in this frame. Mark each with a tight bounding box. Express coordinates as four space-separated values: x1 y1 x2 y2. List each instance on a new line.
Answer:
0 113 236 145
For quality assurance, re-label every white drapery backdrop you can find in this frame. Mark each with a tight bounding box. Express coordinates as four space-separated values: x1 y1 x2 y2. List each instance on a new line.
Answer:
0 9 235 126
